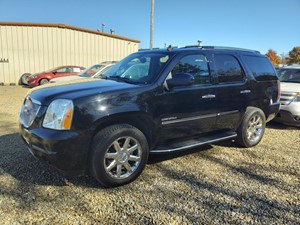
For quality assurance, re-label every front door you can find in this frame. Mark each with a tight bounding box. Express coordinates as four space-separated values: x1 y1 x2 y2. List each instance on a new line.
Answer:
154 53 219 142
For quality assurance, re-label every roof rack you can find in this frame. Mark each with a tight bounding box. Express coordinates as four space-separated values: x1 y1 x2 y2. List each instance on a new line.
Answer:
182 45 260 53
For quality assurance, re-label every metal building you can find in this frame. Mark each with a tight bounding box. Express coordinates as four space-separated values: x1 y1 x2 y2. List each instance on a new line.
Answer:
0 22 140 85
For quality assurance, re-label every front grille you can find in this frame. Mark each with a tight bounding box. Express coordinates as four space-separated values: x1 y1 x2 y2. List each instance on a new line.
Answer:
280 92 297 105
20 96 41 128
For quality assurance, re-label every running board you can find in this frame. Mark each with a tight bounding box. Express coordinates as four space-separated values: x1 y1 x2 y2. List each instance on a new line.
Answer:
150 132 237 154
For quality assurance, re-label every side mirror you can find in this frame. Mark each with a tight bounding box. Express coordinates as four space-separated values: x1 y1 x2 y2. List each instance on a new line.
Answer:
52 71 57 75
166 73 195 89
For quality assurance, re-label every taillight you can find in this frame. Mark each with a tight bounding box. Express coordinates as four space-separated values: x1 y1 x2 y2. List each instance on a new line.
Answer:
276 80 281 102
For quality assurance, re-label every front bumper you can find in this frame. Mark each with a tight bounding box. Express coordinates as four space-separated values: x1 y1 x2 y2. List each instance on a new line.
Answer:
266 102 280 122
19 123 91 175
27 78 39 87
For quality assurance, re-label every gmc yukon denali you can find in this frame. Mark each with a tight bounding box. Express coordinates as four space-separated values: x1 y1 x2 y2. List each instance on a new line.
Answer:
19 46 280 187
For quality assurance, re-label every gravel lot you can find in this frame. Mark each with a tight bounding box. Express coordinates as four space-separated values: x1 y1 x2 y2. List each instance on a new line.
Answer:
0 86 299 224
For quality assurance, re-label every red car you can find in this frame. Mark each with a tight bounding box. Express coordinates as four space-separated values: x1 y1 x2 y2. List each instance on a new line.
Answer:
27 65 85 87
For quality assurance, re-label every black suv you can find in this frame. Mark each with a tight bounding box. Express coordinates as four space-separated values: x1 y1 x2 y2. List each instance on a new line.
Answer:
19 46 280 187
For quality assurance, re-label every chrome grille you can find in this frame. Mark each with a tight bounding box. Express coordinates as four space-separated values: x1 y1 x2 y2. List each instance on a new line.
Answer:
20 96 41 128
279 92 297 105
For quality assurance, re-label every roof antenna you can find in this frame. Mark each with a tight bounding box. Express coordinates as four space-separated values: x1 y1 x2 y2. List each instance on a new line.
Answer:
198 40 202 47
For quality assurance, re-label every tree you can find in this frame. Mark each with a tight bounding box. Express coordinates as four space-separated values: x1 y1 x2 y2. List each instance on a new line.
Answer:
265 49 281 66
286 47 300 64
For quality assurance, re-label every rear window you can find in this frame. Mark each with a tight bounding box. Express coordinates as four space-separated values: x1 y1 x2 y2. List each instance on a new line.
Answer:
243 56 277 81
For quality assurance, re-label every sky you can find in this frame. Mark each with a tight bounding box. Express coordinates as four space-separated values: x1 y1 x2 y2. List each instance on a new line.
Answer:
0 0 299 56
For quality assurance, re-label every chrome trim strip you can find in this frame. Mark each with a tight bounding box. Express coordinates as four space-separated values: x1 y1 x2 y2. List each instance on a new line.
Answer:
30 98 42 105
151 134 237 153
162 110 239 125
217 110 239 116
162 113 217 125
25 95 41 105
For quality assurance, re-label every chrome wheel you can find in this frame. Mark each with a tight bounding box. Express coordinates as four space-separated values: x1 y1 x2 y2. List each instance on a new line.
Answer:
247 114 263 143
104 136 142 179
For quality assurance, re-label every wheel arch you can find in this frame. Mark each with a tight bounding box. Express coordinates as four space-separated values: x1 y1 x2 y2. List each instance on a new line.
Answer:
91 112 156 149
38 77 49 84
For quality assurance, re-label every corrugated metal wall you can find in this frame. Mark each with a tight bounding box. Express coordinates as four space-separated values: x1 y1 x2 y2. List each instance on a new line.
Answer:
0 23 139 85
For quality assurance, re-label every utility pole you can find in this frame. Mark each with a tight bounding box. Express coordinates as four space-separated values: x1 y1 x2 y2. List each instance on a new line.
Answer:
150 0 154 49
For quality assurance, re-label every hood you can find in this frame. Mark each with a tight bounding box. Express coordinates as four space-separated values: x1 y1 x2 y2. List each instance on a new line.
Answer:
50 75 84 83
280 82 300 93
28 78 139 105
29 72 43 78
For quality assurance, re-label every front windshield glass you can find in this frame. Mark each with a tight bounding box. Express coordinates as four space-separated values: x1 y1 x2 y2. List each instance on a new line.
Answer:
79 64 104 77
102 52 172 84
278 69 300 83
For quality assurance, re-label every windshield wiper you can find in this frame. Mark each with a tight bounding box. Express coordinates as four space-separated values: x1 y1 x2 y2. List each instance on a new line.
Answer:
106 75 135 84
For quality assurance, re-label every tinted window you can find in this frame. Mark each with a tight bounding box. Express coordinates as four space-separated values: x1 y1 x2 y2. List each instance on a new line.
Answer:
215 55 244 83
171 54 210 85
243 56 277 81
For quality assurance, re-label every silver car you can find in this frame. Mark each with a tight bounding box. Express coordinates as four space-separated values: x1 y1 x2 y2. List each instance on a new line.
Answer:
50 61 117 83
275 64 300 126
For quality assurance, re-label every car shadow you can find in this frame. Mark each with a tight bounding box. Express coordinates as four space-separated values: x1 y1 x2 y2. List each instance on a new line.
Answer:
148 145 213 164
0 133 68 186
0 132 119 189
267 121 299 130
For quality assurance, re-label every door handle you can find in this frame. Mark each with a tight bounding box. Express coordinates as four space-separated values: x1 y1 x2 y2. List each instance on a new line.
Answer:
202 94 216 99
240 90 251 94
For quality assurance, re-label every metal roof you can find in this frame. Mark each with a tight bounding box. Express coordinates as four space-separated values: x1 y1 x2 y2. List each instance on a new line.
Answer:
0 21 140 43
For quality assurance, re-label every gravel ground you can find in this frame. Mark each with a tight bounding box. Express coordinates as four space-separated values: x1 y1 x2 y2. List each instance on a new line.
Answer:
0 86 299 225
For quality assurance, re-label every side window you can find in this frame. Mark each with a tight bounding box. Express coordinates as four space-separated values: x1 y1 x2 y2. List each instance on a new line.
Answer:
215 55 244 83
242 56 277 81
171 54 210 85
56 67 71 73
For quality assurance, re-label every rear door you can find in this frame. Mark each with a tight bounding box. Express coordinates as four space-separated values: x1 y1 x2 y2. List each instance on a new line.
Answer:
212 54 250 130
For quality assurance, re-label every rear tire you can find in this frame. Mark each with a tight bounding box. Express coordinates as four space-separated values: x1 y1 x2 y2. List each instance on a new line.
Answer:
19 73 31 85
89 124 149 187
236 107 266 147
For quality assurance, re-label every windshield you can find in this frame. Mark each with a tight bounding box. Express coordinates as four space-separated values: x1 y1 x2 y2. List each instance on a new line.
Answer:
102 52 172 84
278 68 300 83
79 64 104 77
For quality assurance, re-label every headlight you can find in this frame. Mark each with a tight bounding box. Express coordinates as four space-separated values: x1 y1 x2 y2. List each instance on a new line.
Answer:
43 99 74 130
20 96 40 128
294 92 300 102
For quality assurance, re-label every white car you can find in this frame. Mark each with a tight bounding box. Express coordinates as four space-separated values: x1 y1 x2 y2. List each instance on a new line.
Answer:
274 64 300 126
50 61 117 83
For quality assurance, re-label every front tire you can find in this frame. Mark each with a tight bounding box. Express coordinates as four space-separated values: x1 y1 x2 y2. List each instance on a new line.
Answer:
236 107 266 147
39 79 49 85
90 124 149 187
